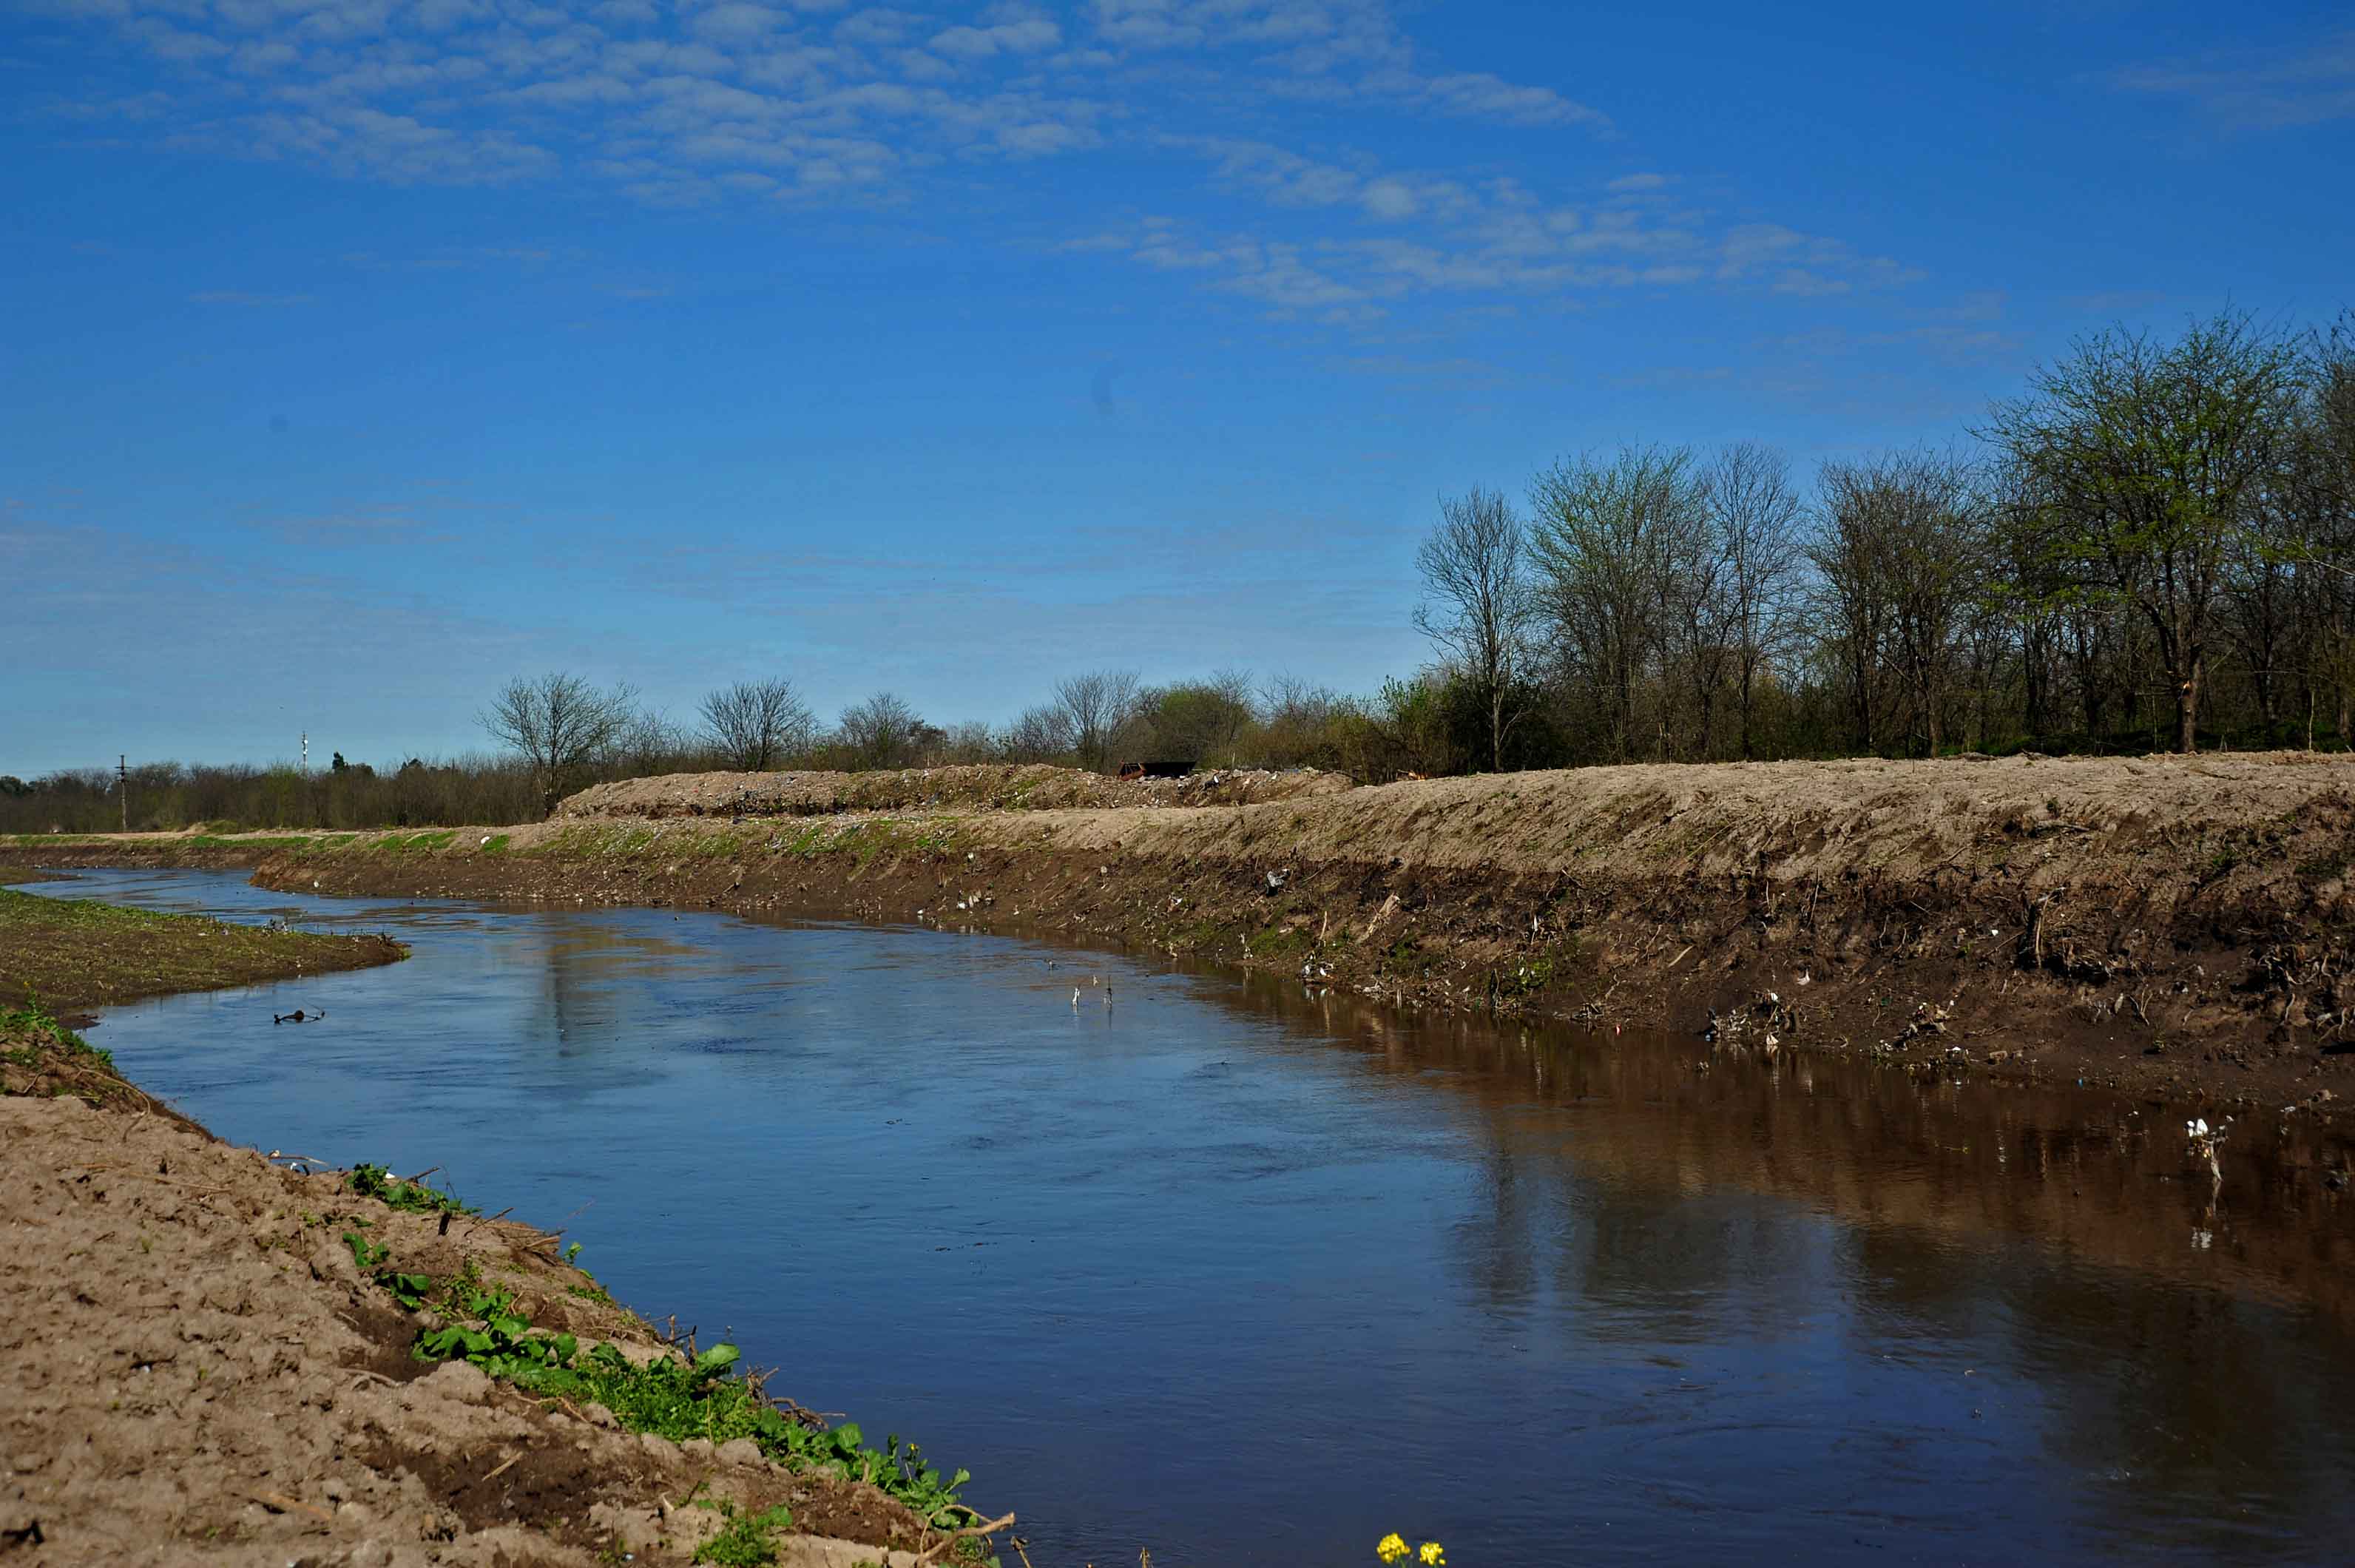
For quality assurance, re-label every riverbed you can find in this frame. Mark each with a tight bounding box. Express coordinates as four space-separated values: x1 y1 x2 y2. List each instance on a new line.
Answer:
17 868 2355 1565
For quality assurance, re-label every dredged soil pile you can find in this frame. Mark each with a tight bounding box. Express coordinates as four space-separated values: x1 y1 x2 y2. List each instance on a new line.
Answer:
558 763 1352 818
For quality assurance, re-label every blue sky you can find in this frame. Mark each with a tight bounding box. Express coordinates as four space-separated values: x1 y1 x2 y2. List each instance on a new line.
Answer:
3 1 2351 776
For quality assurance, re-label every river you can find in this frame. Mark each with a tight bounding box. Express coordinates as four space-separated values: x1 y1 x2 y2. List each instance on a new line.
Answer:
17 868 2355 1565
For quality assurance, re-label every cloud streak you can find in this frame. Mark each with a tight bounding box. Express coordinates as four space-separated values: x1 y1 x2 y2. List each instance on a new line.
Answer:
2110 28 2355 129
23 1 1920 323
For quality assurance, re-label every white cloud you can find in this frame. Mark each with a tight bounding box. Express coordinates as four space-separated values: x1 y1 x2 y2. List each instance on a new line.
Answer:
2110 29 2355 129
33 0 1917 321
930 18 1062 60
1374 70 1609 130
689 4 791 44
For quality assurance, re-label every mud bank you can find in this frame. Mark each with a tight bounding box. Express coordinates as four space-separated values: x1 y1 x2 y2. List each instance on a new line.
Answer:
0 1008 1001 1567
13 753 2355 1123
0 885 406 1018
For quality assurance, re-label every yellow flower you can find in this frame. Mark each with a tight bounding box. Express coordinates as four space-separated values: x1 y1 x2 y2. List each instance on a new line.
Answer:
1419 1544 1446 1567
1376 1534 1409 1564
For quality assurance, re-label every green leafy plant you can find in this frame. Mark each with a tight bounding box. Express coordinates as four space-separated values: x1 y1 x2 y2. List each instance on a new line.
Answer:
345 1162 477 1216
693 1502 796 1567
349 1241 984 1531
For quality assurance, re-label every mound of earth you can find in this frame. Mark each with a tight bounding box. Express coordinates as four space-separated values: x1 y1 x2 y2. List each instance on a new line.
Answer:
555 763 1352 820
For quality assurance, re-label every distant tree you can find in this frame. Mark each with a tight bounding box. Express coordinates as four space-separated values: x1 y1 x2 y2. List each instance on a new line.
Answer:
838 692 924 768
330 751 348 773
1530 446 1702 760
700 678 815 772
1051 670 1141 772
1703 443 1808 759
1001 703 1076 763
1987 311 2302 752
1134 670 1259 769
1814 449 1988 755
479 672 638 817
1415 486 1535 771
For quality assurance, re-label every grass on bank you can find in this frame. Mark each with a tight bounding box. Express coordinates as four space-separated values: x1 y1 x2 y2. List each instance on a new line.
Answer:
339 1218 999 1564
0 1000 208 1131
0 886 408 1015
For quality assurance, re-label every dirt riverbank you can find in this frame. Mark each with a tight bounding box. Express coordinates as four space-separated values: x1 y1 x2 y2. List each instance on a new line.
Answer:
0 1007 1001 1566
13 752 2355 1124
0 886 407 1020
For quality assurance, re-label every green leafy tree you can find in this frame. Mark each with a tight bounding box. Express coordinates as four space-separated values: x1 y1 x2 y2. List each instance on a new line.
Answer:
1987 312 2302 753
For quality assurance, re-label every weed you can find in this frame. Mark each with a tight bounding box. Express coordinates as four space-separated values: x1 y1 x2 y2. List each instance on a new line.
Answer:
345 1162 477 1217
2 998 129 1106
350 1243 984 1532
692 1502 796 1567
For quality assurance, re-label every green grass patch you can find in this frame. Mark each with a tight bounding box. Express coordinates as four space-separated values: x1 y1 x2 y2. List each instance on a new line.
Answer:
694 1501 798 1566
0 887 405 1012
371 830 459 853
1 998 137 1109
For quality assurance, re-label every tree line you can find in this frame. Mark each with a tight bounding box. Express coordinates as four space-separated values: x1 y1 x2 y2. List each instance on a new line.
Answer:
1414 308 2355 770
3 307 2347 834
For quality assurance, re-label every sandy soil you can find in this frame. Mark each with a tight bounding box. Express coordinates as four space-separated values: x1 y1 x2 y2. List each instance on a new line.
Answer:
0 1016 978 1567
13 752 2355 1123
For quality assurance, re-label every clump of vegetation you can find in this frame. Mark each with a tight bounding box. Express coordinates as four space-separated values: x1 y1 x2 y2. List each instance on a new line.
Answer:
344 1237 990 1545
344 1162 476 1216
693 1501 797 1566
2 998 144 1109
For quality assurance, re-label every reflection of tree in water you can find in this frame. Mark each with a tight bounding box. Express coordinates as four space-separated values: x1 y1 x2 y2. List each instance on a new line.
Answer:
1220 973 2355 1322
1209 967 2355 1545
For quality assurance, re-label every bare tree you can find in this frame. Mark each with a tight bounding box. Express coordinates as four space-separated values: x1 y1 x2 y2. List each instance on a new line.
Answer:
1704 443 1808 758
837 692 924 769
1987 311 2302 752
700 678 815 771
1530 447 1701 761
1814 450 1988 755
1051 670 1141 772
479 672 637 817
1001 703 1076 762
1415 486 1535 771
609 706 695 777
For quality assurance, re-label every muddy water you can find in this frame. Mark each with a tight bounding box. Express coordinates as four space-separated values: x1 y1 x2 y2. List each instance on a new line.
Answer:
19 868 2355 1566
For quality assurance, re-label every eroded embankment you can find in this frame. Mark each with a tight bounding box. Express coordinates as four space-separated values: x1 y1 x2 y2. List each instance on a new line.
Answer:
0 1005 1002 1567
13 753 2355 1121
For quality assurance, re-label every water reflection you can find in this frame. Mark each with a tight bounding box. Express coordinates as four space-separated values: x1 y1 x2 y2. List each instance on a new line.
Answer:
14 869 2355 1566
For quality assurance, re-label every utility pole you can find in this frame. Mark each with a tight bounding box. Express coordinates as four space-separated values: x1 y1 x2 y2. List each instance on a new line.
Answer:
118 754 128 834
302 731 309 774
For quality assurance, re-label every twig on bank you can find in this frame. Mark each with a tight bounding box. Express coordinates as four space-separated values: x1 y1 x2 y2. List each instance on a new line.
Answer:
249 1491 334 1525
1666 944 1694 970
915 1513 1016 1564
480 1452 524 1484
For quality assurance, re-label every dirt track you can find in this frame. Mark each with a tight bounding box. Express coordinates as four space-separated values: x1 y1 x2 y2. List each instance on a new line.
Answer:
13 753 2355 1122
